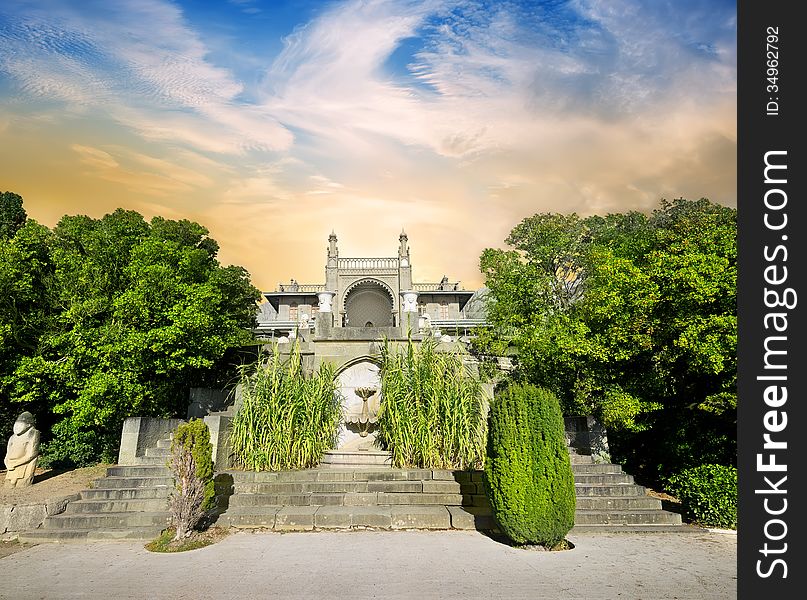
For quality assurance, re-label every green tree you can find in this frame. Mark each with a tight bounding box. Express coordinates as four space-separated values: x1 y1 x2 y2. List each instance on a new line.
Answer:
0 191 27 240
4 205 260 466
0 196 57 439
479 198 736 482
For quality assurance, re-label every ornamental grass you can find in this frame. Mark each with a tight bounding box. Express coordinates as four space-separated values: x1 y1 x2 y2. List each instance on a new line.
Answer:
230 344 341 471
377 337 487 470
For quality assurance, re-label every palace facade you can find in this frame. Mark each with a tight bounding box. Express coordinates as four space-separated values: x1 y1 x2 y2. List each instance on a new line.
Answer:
254 231 487 341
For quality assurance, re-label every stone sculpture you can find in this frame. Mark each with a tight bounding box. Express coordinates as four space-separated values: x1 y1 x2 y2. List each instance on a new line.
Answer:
4 411 40 489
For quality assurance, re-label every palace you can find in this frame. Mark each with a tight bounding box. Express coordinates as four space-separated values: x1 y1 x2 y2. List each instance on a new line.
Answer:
251 231 490 461
254 230 487 341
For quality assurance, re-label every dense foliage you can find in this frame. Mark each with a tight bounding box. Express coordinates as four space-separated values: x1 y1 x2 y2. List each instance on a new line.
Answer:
377 338 487 469
667 464 737 529
477 198 736 483
230 344 342 471
485 383 575 546
0 192 260 466
168 419 216 540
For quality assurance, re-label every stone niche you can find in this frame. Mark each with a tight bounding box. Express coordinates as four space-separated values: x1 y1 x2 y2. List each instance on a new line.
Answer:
334 360 382 451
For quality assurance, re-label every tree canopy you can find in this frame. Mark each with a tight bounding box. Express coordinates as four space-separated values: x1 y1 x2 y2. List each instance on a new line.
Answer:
477 198 736 481
1 195 260 466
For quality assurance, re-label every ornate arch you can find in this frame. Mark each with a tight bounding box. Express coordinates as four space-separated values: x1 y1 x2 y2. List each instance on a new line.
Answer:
342 279 395 327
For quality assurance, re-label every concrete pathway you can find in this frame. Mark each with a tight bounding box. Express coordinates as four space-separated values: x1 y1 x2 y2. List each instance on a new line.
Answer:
0 529 736 600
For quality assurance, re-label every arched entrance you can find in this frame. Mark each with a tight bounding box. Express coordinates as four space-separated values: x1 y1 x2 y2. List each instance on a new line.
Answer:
343 279 394 327
334 358 382 450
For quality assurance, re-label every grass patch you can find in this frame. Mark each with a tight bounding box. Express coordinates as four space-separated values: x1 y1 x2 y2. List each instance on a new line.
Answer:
145 527 229 553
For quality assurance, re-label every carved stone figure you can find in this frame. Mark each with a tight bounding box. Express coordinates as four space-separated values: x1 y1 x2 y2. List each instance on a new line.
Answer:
4 411 40 489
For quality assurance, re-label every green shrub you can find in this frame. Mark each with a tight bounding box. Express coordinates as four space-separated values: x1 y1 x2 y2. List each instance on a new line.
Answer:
168 419 215 540
667 463 737 529
377 338 487 469
38 419 117 469
230 344 341 471
485 383 575 546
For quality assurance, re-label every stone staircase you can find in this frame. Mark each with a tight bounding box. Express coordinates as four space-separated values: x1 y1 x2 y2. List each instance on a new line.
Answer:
566 450 687 532
18 437 174 543
18 438 689 541
214 468 481 531
213 449 687 533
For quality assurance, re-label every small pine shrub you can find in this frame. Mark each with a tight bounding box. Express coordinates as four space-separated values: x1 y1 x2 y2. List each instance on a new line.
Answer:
667 464 737 529
485 383 575 546
168 419 215 540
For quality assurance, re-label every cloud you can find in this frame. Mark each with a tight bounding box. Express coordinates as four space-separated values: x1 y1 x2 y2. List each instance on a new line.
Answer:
0 0 292 154
1 0 736 290
70 143 219 197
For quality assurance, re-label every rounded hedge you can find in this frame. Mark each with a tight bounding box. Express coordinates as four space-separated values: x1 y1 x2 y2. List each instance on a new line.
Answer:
667 463 737 529
484 383 576 546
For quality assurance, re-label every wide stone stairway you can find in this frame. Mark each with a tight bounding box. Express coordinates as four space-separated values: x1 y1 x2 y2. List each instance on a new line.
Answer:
18 436 174 543
19 442 688 542
214 448 686 533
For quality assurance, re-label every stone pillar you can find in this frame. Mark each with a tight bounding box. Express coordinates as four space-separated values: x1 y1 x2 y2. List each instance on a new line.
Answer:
204 414 234 471
400 290 419 333
316 291 335 336
118 417 185 465
326 232 339 317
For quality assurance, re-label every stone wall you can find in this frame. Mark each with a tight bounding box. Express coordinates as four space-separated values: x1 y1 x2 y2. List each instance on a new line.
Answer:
1 494 78 540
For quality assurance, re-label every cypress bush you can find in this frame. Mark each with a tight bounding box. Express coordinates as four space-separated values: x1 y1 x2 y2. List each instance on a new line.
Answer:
667 463 737 529
168 419 215 540
485 383 575 546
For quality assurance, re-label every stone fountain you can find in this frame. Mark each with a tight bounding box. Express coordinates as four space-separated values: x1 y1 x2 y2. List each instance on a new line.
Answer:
320 363 392 468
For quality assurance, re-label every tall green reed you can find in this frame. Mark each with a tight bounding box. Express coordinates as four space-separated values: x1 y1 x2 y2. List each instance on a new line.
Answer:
229 343 341 471
377 337 487 469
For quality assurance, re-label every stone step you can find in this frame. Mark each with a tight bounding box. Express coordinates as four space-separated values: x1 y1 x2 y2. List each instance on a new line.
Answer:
92 476 174 489
230 493 312 507
229 469 464 483
461 494 492 508
18 526 165 543
106 466 172 478
81 487 172 500
216 505 452 531
574 484 646 497
569 454 594 464
156 438 172 449
574 496 664 510
145 447 171 458
447 506 496 530
235 481 371 494
132 456 170 466
42 512 169 530
64 498 169 513
319 450 392 468
573 473 635 485
233 479 457 495
571 463 623 474
573 509 683 526
569 523 701 534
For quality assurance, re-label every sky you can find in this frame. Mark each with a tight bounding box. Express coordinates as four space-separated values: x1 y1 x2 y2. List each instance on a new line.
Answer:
0 0 737 290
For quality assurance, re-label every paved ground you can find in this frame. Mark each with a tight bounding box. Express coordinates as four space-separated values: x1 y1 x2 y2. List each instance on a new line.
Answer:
0 529 736 600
